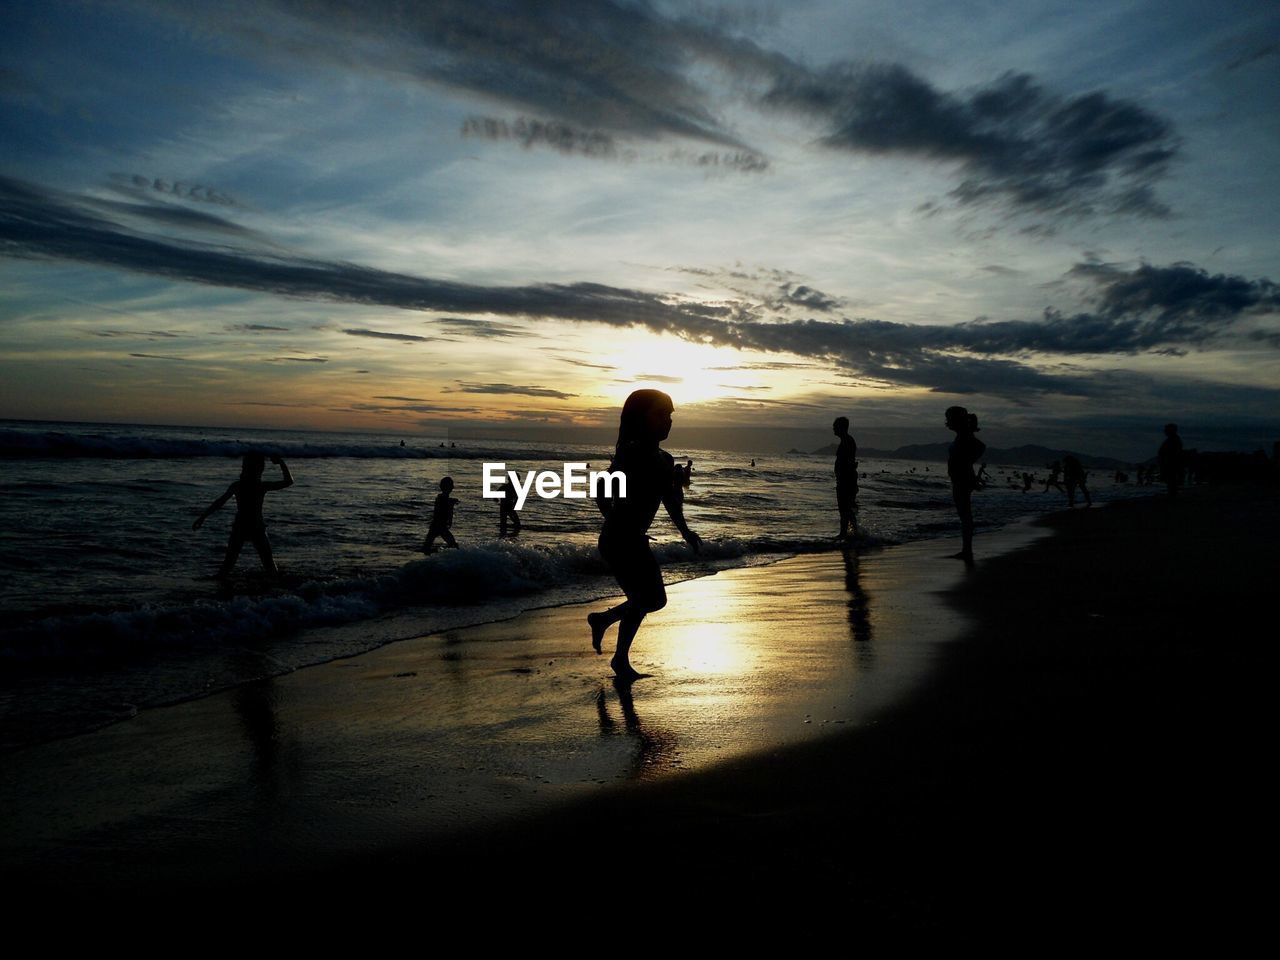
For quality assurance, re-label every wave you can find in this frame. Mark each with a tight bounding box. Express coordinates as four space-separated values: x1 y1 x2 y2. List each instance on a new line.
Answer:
0 533 864 668
0 427 609 463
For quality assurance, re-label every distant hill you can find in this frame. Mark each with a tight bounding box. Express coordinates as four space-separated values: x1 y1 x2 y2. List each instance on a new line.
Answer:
793 442 1130 470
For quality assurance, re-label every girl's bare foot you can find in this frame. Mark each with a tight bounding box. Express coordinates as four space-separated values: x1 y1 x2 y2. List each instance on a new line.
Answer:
587 612 608 654
610 657 646 681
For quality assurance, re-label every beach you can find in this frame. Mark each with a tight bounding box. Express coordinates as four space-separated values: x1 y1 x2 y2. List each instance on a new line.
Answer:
2 486 1273 933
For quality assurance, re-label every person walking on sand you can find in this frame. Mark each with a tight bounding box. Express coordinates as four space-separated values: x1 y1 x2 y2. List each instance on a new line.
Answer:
832 416 859 541
587 389 700 681
423 476 460 553
193 452 294 578
945 407 985 561
1158 423 1184 497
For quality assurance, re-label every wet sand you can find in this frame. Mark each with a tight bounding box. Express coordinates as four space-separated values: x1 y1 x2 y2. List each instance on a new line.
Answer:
3 487 1273 934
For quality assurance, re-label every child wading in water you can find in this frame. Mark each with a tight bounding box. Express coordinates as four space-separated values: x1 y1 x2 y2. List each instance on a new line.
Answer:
193 452 294 578
423 476 460 553
588 389 700 681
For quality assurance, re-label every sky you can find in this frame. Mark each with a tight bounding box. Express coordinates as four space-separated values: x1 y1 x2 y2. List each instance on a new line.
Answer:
1 0 1278 459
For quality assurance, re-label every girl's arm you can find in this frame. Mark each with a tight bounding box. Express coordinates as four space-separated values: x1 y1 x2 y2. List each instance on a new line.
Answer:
264 456 293 491
662 483 700 553
193 483 236 530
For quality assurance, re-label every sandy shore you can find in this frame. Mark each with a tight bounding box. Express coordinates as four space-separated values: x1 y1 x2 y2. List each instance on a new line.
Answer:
3 487 1273 933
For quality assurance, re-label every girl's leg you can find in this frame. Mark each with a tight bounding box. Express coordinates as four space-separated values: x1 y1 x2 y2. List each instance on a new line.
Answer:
610 610 647 680
588 601 631 653
251 532 279 576
219 531 246 578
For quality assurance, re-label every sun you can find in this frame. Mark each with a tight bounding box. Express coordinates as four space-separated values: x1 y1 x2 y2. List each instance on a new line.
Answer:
599 334 755 405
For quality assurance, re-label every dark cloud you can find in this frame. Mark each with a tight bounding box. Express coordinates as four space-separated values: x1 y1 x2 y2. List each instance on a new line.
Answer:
129 352 186 360
462 116 623 159
147 2 1168 218
780 283 843 312
6 176 1273 402
706 361 819 370
266 356 327 362
633 373 683 383
230 323 291 332
90 329 181 339
166 0 747 148
463 115 768 172
88 196 261 239
450 381 578 400
431 317 534 338
342 328 434 342
110 173 238 207
373 395 431 402
762 66 1177 217
552 355 617 371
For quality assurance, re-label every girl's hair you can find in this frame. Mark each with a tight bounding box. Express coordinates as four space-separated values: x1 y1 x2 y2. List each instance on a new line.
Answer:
241 452 266 477
616 389 673 454
944 405 969 430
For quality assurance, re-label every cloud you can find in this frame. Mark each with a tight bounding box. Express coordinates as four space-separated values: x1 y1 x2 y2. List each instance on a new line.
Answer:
780 283 843 312
450 381 578 400
373 395 431 402
90 329 182 339
632 373 683 383
342 328 435 342
266 356 327 362
129 352 186 360
762 66 1178 217
145 2 1169 217
6 175 1274 402
431 317 535 338
230 323 291 332
110 173 238 207
462 116 623 159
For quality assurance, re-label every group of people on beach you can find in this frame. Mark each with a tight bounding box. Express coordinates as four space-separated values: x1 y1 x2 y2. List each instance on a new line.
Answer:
191 391 1186 680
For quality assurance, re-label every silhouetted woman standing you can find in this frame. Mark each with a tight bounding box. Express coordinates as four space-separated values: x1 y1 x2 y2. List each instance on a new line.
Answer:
588 389 700 680
193 452 293 578
945 407 985 561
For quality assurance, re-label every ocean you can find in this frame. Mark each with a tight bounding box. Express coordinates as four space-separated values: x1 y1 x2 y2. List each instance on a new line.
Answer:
0 418 1148 750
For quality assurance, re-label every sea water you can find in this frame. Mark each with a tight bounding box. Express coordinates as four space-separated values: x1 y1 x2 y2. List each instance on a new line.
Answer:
0 419 1149 749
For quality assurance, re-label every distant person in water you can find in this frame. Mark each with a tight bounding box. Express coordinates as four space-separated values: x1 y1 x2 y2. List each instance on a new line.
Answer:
1063 455 1092 507
193 452 294 578
976 462 990 489
832 416 859 541
423 476 460 553
1043 460 1065 494
1158 423 1183 497
945 406 985 561
1021 471 1035 493
681 458 694 486
498 479 521 537
588 389 700 681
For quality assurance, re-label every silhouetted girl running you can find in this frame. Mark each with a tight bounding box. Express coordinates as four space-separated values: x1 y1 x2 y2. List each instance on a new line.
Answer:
588 389 700 680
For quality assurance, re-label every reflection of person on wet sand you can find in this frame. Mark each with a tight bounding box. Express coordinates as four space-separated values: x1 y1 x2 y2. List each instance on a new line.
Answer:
498 480 521 537
832 416 858 541
587 389 700 681
193 452 293 578
423 476 460 553
945 407 985 562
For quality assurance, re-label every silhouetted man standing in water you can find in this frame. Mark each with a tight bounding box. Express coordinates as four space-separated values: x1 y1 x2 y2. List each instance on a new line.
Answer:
193 452 294 578
1158 423 1183 497
1063 455 1091 507
833 416 859 541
